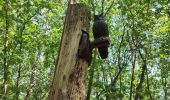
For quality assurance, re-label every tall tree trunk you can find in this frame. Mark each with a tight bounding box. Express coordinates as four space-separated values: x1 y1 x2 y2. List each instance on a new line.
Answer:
48 3 90 100
2 0 9 99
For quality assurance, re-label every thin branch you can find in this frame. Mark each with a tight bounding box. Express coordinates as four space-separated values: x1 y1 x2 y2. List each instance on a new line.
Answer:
111 24 126 85
127 30 136 100
103 0 114 17
117 23 126 69
131 30 147 100
101 0 105 15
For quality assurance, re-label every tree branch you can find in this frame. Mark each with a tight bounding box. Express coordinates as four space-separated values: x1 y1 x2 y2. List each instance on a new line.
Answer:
103 0 114 17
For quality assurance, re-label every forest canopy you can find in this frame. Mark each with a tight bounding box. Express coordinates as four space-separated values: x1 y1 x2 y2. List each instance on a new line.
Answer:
0 0 170 100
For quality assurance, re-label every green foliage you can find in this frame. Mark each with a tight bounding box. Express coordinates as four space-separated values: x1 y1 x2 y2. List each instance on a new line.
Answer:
0 0 170 99
0 0 64 99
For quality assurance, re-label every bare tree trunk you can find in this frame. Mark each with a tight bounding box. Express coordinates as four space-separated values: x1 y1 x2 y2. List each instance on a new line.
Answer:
2 0 9 99
48 3 90 100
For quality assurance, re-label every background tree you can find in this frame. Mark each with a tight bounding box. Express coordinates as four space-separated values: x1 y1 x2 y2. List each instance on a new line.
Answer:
0 0 169 99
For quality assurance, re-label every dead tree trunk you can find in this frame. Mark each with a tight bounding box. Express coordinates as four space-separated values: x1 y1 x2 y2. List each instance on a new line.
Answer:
48 3 90 100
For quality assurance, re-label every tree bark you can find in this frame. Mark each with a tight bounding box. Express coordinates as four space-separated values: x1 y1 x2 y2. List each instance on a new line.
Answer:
48 3 90 100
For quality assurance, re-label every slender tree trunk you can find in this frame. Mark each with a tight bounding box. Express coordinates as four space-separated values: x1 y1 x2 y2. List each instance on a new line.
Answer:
146 67 152 100
164 78 168 100
134 64 146 100
86 50 96 100
129 52 136 100
167 0 170 17
130 22 148 100
111 69 122 86
16 24 25 100
24 60 37 100
2 0 9 99
119 72 122 94
96 92 100 99
162 77 168 100
48 3 90 100
16 66 21 100
111 25 125 86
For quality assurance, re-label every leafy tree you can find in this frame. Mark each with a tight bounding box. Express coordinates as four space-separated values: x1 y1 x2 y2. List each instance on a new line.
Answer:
0 0 169 100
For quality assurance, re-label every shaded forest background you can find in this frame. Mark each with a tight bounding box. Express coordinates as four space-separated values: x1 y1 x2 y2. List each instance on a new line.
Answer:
0 0 170 99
